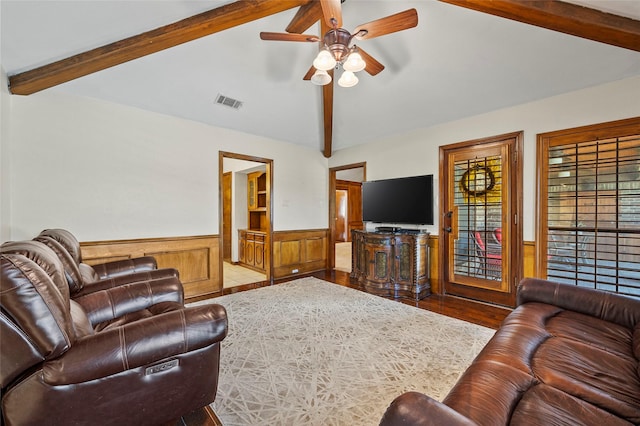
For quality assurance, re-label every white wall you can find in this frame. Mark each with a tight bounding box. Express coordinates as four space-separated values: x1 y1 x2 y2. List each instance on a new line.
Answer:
0 65 11 242
7 76 639 244
329 76 640 241
7 90 328 242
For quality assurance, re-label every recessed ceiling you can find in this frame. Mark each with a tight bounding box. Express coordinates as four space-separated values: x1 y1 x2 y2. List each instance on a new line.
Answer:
2 0 639 153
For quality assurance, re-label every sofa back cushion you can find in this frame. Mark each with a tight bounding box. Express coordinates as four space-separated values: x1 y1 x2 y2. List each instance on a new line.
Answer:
1 254 76 387
1 240 70 302
39 228 82 264
34 235 84 293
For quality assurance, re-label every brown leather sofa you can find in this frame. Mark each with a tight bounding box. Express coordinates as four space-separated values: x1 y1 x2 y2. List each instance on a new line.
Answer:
380 278 640 425
1 240 228 425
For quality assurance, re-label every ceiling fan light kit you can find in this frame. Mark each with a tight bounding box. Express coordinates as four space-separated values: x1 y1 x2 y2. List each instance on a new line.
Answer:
259 1 418 155
311 69 332 86
312 45 366 86
312 49 337 71
342 50 366 73
338 70 358 88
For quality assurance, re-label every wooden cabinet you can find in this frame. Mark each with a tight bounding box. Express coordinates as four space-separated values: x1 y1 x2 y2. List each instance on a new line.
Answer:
248 171 267 231
238 229 266 272
239 170 268 273
351 229 430 300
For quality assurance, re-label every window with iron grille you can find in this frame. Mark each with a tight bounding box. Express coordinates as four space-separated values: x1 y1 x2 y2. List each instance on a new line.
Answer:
537 118 640 299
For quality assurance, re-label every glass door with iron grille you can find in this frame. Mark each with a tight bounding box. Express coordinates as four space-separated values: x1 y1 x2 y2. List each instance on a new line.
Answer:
441 133 521 307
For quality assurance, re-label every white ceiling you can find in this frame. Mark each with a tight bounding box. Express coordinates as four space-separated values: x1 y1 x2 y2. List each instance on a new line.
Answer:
2 0 640 153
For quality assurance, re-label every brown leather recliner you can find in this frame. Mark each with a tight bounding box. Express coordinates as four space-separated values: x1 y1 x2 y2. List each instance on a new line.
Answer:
35 233 179 298
1 241 228 425
38 228 165 281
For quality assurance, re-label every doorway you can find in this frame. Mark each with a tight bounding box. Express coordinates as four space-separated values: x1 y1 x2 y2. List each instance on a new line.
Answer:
329 163 366 272
219 152 273 288
439 132 523 307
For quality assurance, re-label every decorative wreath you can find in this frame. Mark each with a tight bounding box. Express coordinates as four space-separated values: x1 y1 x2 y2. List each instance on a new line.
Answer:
460 164 496 197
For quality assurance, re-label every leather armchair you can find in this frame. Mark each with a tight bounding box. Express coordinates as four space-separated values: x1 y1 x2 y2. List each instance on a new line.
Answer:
36 229 179 297
1 242 228 425
38 228 165 280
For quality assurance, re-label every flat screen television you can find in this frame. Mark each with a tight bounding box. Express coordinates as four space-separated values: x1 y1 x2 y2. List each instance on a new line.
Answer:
362 174 434 225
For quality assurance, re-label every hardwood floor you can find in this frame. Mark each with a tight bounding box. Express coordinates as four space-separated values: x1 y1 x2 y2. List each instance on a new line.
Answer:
311 270 511 329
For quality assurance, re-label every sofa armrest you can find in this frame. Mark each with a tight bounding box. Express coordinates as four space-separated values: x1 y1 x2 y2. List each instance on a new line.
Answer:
73 277 184 326
42 304 228 385
380 392 478 426
517 278 640 329
73 268 180 298
91 256 158 279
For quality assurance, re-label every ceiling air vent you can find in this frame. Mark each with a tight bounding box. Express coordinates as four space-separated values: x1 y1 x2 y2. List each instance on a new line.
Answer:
215 94 243 110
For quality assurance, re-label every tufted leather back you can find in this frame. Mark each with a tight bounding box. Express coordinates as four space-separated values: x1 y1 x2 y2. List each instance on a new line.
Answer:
1 240 71 303
0 254 76 388
34 235 84 293
39 228 82 264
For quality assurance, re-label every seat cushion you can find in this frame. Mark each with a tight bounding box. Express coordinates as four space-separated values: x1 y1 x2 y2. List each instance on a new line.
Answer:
533 336 640 422
510 384 633 426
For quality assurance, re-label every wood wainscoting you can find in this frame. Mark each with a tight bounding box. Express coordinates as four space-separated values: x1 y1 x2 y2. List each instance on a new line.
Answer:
273 229 328 279
80 235 220 301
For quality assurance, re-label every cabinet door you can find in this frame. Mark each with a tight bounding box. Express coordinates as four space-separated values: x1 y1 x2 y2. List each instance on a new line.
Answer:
248 175 257 210
364 235 393 286
246 240 255 265
254 242 264 270
394 236 415 287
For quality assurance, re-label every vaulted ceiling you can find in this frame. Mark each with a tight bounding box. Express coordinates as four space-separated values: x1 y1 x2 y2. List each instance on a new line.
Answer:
2 0 640 157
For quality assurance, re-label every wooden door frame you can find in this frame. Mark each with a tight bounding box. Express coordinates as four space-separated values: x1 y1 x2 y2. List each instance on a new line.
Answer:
222 171 232 262
328 162 366 270
438 131 523 307
219 151 274 285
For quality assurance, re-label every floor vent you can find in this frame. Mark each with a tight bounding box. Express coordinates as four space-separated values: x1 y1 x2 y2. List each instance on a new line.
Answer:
215 94 243 110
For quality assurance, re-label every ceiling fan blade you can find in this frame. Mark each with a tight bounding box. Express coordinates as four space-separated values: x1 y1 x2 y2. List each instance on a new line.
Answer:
260 32 320 42
303 65 316 80
357 48 385 76
353 9 418 40
286 1 323 34
320 0 342 29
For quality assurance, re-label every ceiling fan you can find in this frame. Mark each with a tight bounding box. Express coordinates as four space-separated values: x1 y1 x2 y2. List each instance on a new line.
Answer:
259 0 418 157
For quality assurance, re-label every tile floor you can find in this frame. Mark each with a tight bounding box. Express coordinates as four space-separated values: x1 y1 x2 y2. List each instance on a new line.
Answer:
335 242 352 273
223 262 266 288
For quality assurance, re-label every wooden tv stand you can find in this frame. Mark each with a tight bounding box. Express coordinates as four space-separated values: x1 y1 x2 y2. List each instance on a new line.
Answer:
350 229 430 300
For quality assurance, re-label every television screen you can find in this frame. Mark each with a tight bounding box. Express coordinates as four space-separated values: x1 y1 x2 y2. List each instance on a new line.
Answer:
362 175 434 225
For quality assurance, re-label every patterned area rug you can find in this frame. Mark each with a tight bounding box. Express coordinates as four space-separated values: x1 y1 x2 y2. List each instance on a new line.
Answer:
193 277 495 425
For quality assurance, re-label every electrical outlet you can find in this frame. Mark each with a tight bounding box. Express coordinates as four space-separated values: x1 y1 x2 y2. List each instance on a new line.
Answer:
292 269 299 273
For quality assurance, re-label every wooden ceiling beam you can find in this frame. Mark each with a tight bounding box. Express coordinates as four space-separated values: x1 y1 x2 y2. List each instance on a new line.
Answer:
439 0 640 52
322 70 334 158
321 19 333 158
8 0 311 95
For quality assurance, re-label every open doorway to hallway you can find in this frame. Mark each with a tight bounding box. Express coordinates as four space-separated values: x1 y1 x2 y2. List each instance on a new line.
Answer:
329 163 366 273
220 152 272 289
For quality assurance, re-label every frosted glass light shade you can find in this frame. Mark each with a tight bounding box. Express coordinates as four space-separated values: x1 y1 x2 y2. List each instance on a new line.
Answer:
343 51 366 72
311 69 332 86
313 50 337 71
338 70 358 87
